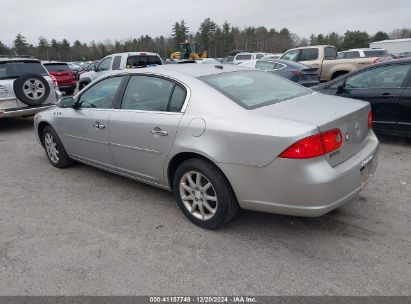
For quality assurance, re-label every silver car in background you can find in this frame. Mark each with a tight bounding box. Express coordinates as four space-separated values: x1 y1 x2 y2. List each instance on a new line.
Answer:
34 65 379 229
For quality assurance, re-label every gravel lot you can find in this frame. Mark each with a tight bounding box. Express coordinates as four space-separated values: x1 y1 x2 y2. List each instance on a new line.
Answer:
0 117 410 295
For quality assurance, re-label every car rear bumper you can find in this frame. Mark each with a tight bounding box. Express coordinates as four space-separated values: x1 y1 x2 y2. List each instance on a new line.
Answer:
219 130 380 217
0 104 56 118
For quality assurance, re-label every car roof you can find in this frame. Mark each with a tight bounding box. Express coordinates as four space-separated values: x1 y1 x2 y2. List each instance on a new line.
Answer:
347 48 387 51
109 63 254 78
109 52 160 57
42 61 69 65
0 57 40 63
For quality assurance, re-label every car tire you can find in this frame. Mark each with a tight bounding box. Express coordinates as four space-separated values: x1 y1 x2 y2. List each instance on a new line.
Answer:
42 126 74 169
173 158 239 229
13 73 51 106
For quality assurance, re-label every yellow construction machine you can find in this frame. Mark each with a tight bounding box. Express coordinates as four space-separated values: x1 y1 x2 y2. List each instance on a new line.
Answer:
170 42 207 60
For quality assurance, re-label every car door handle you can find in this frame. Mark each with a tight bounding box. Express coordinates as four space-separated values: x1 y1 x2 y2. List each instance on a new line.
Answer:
94 122 105 129
150 127 168 136
380 93 397 98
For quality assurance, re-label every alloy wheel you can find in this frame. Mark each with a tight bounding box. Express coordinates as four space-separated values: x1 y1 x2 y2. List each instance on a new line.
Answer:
44 132 59 164
179 171 218 220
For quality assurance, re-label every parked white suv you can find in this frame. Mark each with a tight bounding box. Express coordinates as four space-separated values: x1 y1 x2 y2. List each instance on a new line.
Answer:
79 52 162 90
232 52 271 64
338 48 392 61
0 56 61 118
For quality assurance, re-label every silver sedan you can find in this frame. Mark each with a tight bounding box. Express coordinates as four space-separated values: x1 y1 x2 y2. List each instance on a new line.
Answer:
34 65 379 229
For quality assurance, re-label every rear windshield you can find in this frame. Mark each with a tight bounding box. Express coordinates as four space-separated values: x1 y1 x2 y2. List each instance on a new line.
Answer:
44 63 71 72
363 50 390 57
0 61 48 79
236 54 252 60
200 70 311 110
126 55 162 68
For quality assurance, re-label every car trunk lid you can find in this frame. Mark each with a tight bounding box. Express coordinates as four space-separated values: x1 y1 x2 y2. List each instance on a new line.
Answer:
254 92 371 167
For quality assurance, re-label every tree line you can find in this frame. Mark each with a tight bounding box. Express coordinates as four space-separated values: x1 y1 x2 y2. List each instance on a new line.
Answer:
1 19 410 62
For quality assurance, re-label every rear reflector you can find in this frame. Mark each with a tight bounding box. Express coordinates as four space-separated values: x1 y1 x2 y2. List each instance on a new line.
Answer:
368 111 372 129
49 74 58 87
279 129 343 159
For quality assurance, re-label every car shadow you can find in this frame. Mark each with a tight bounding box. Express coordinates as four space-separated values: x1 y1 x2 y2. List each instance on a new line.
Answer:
0 117 34 133
376 134 411 146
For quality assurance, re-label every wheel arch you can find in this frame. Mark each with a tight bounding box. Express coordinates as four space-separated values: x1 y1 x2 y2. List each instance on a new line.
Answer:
167 152 236 197
37 121 51 146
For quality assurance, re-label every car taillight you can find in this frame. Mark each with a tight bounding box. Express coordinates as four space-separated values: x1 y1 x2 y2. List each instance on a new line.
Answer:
50 74 58 87
368 111 372 129
373 58 380 64
292 70 303 77
279 129 343 159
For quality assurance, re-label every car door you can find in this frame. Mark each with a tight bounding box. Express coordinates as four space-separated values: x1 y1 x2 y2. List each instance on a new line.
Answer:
57 76 125 169
335 63 411 133
109 74 187 185
397 69 411 134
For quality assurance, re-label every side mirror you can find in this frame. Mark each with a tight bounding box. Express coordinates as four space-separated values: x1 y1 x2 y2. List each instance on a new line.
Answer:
57 97 76 108
336 81 347 95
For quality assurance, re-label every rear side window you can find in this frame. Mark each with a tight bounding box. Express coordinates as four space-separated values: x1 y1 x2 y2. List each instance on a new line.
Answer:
121 76 174 111
255 61 276 70
44 63 71 72
300 48 319 61
200 70 311 110
255 54 265 59
341 51 360 59
126 55 162 68
112 56 122 70
169 85 186 112
0 61 48 79
324 47 337 59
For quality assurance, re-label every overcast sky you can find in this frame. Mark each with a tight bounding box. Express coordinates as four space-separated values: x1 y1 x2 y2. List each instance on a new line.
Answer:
1 0 410 46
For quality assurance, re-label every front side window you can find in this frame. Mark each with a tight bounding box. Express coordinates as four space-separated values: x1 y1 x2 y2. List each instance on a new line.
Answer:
235 54 252 61
200 70 311 110
96 57 112 72
78 76 123 109
300 48 319 61
121 76 175 111
255 54 265 59
345 64 411 89
281 50 300 62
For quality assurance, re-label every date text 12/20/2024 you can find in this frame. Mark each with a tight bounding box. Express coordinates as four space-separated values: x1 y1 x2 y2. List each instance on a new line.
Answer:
149 296 257 303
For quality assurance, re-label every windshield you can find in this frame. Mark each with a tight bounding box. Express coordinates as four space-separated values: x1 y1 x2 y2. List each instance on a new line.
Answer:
0 61 48 79
200 70 311 109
